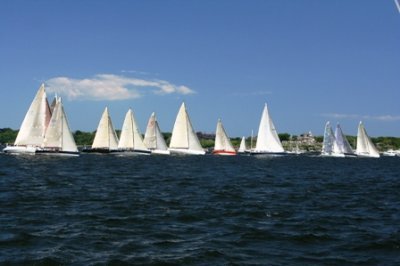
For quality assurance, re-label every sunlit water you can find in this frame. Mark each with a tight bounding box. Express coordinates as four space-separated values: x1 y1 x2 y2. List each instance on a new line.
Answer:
0 153 399 265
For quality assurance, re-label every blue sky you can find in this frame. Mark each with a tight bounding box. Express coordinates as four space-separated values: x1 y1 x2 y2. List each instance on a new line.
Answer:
0 0 399 137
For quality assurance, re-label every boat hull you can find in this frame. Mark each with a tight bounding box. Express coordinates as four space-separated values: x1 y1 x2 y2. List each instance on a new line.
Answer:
3 145 37 154
356 152 380 158
212 150 237 156
114 149 151 156
320 152 345 158
250 151 287 156
168 148 206 155
36 149 80 157
82 148 119 154
150 149 170 155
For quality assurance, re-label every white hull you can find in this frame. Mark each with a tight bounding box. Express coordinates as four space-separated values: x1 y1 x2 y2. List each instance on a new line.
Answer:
115 149 151 156
320 152 345 158
3 145 37 154
150 149 171 155
168 148 206 155
356 152 380 158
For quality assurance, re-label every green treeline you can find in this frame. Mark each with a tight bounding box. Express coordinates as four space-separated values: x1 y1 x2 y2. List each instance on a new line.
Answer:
1 128 399 150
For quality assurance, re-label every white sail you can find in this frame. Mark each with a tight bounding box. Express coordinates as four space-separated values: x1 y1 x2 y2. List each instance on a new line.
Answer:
118 109 148 151
334 123 354 155
238 136 247 153
169 102 205 155
356 121 380 158
144 112 169 154
42 97 78 153
213 119 236 155
254 103 284 153
14 84 52 147
322 121 335 155
92 107 119 150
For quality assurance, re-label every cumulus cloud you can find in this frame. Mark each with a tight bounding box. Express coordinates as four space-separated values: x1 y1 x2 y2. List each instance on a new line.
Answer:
321 113 400 122
45 74 195 101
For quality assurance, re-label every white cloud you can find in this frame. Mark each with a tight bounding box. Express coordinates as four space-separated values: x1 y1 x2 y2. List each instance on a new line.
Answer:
321 113 400 122
45 74 195 101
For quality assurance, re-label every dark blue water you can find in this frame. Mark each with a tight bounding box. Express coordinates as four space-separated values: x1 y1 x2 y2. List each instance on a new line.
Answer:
0 154 399 265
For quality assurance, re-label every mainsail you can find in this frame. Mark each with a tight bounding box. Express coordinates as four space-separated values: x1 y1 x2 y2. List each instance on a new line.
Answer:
118 109 148 152
14 84 52 147
334 123 354 155
253 103 284 153
144 112 169 154
238 136 247 153
213 119 236 155
41 97 78 154
356 121 380 158
169 102 205 155
92 107 119 150
321 121 336 155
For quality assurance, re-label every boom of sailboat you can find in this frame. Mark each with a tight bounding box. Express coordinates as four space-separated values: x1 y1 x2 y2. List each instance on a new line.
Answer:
2 84 393 158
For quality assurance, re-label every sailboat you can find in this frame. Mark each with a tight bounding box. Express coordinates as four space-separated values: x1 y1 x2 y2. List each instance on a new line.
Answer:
143 112 170 155
238 136 249 154
356 121 380 158
83 107 119 153
117 109 150 155
213 119 236 155
250 103 285 155
3 84 52 154
334 123 355 157
286 135 303 155
36 97 79 156
321 121 344 157
168 102 205 155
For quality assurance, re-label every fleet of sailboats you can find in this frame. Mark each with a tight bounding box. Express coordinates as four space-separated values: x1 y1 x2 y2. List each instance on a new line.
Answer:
2 85 396 158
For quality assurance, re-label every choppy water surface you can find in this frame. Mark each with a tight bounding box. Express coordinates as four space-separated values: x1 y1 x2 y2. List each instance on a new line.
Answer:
0 154 399 265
